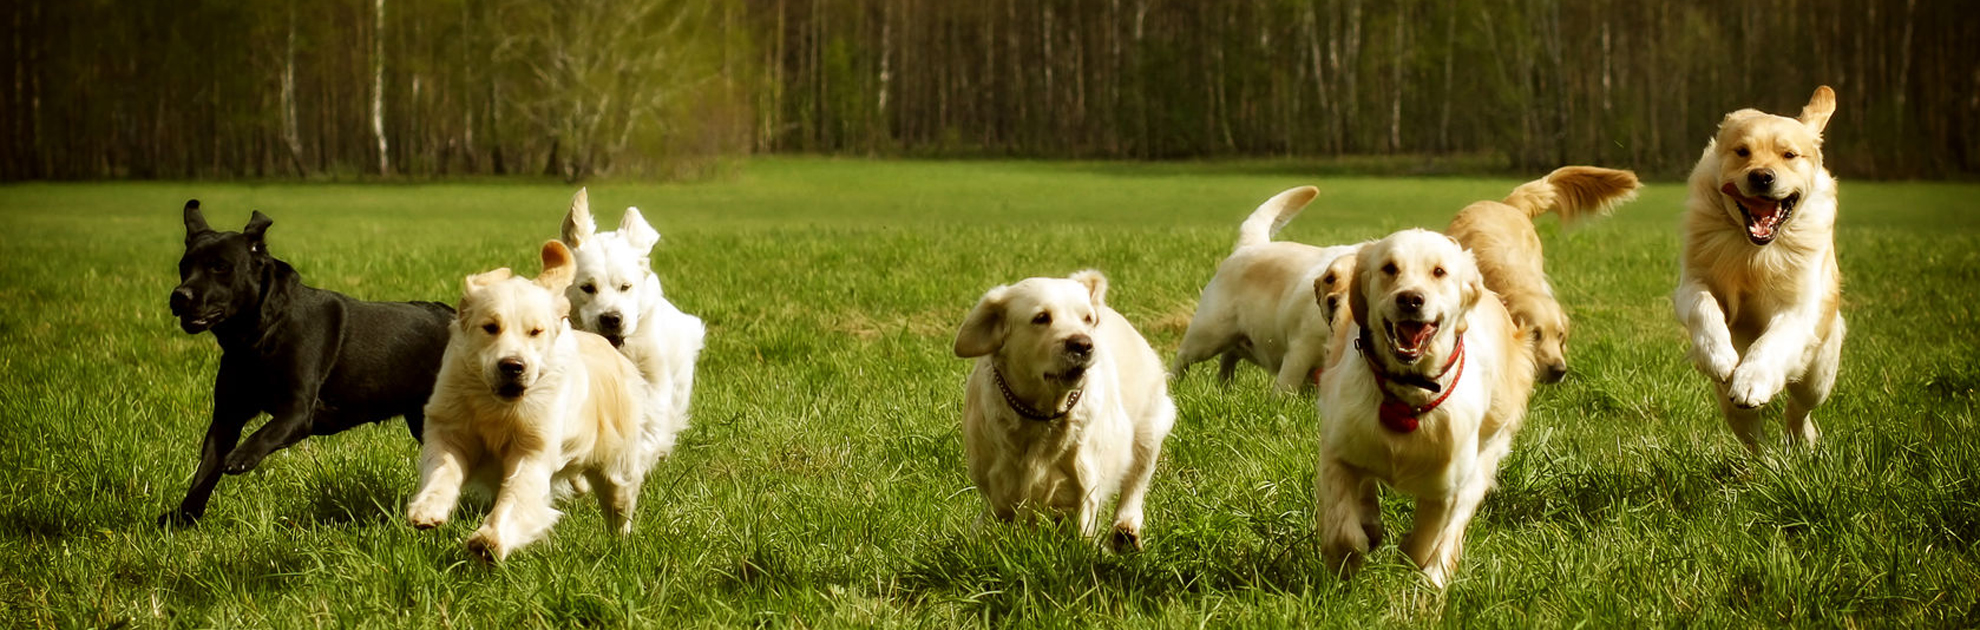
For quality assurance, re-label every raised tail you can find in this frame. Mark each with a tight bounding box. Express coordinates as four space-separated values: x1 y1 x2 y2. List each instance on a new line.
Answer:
1234 186 1320 251
1501 166 1641 223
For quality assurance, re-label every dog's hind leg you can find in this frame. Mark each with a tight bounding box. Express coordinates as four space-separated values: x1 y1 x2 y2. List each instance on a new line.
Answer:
159 371 256 527
1785 320 1843 448
585 467 642 535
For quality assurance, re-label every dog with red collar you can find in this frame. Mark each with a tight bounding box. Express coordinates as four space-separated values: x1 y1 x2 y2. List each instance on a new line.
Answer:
1314 229 1537 588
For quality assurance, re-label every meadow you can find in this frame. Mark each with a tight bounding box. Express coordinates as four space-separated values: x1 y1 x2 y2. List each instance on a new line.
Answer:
1 158 1977 627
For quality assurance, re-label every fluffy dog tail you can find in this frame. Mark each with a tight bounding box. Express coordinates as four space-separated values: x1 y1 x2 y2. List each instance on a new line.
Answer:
1235 186 1320 251
1502 166 1641 223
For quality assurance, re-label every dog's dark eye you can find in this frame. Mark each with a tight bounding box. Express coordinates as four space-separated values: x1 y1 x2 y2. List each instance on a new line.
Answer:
210 264 231 275
1433 266 1447 278
528 327 544 337
1381 262 1398 276
618 283 631 292
1735 147 1751 158
1032 312 1051 325
1322 273 1336 285
1531 329 1543 343
1083 314 1095 325
1783 151 1798 159
580 284 596 294
482 323 500 335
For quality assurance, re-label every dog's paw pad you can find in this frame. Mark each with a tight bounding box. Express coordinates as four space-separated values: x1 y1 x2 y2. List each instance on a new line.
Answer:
465 534 502 563
1109 525 1144 553
407 515 445 530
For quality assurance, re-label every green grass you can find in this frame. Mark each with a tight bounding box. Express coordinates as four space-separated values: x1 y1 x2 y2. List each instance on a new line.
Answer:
2 157 1978 627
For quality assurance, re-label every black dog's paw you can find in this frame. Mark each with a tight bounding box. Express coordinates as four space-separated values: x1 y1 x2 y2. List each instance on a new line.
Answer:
221 449 265 475
157 509 202 528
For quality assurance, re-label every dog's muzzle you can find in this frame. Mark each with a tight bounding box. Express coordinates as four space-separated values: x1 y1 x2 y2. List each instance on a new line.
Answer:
596 312 626 347
170 287 220 333
494 357 529 399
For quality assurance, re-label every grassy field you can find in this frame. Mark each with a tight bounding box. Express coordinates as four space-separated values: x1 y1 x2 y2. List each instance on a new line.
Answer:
2 158 1978 627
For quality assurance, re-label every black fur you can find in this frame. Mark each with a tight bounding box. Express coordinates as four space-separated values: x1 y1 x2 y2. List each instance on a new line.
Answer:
160 200 453 527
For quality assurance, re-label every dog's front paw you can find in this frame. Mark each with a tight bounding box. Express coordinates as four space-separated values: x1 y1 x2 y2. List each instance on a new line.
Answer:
465 529 508 563
1109 524 1144 553
157 509 202 528
1688 341 1739 382
1727 362 1786 409
221 448 266 475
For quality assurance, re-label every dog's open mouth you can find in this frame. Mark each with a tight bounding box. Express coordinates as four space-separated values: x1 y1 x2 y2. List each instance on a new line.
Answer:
1385 318 1438 363
496 383 527 400
1721 183 1798 245
1045 365 1087 385
602 334 625 348
178 312 222 333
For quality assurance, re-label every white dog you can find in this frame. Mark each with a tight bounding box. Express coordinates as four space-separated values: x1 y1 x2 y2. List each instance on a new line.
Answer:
1172 186 1363 391
954 270 1176 550
1315 230 1535 587
407 240 657 562
560 188 705 463
1675 86 1843 450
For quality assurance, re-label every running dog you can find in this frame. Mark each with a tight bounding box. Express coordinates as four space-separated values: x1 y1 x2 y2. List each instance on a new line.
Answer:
406 240 656 562
1674 86 1843 450
1172 186 1364 391
955 270 1176 550
560 188 704 462
1446 166 1640 383
162 201 452 526
1315 229 1535 587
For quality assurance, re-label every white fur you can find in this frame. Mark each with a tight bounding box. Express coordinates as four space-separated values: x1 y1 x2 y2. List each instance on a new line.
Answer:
1174 186 1366 391
1315 229 1535 588
954 270 1176 550
561 188 706 465
407 241 656 562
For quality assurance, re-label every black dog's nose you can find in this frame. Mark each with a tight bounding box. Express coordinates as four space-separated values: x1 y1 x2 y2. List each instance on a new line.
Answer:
1748 170 1775 190
497 358 526 377
169 287 193 311
598 312 622 329
1395 292 1425 313
1064 335 1094 356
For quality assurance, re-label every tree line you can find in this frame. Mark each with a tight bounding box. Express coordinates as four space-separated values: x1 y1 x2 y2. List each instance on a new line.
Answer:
4 0 1972 181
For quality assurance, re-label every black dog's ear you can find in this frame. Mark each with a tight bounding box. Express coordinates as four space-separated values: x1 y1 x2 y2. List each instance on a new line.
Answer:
242 211 273 253
183 200 211 241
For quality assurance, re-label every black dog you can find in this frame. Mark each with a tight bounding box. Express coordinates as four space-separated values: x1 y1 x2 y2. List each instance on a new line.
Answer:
161 200 454 526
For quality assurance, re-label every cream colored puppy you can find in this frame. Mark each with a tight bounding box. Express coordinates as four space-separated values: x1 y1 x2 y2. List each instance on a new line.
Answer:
407 240 654 562
1675 86 1843 450
560 188 705 464
1315 229 1535 588
1446 166 1639 383
1172 186 1363 391
955 270 1176 550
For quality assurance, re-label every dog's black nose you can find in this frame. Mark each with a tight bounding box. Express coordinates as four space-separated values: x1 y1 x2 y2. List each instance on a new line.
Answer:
169 287 193 311
497 358 526 377
1064 335 1094 356
1395 292 1424 313
598 312 622 330
1541 363 1568 384
1748 170 1774 190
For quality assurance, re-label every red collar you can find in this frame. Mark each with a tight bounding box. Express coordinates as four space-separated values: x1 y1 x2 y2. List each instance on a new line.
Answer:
1358 334 1466 433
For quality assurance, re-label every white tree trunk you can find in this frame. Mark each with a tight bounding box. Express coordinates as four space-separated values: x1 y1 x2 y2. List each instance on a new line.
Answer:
371 0 390 175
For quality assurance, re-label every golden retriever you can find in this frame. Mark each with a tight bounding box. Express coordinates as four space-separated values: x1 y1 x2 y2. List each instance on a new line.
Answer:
406 240 655 561
1446 166 1639 383
1315 229 1535 587
1675 86 1842 450
955 270 1176 550
1172 186 1364 390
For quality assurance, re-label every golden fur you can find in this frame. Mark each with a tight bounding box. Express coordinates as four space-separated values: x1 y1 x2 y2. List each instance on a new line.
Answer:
1675 86 1843 450
1446 166 1639 383
1173 186 1364 390
955 270 1176 550
406 240 657 562
1315 229 1536 587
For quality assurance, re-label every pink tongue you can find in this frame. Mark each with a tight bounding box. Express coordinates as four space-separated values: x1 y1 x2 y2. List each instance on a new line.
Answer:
1397 321 1434 350
1720 183 1781 238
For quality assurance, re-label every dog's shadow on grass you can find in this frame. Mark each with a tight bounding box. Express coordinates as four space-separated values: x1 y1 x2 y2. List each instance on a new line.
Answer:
291 464 411 528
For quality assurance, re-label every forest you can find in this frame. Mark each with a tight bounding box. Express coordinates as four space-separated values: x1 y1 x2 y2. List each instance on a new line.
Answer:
4 0 1972 181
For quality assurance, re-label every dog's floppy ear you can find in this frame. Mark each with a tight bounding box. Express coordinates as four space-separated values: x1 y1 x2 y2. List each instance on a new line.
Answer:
954 285 1011 358
242 211 273 254
562 188 596 248
182 200 211 241
619 207 661 254
1799 85 1836 136
537 240 576 293
1454 251 1485 336
1347 245 1374 335
1070 269 1109 312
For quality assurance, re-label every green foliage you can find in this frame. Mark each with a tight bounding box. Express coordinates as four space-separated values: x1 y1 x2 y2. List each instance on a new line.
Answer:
0 159 1976 626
